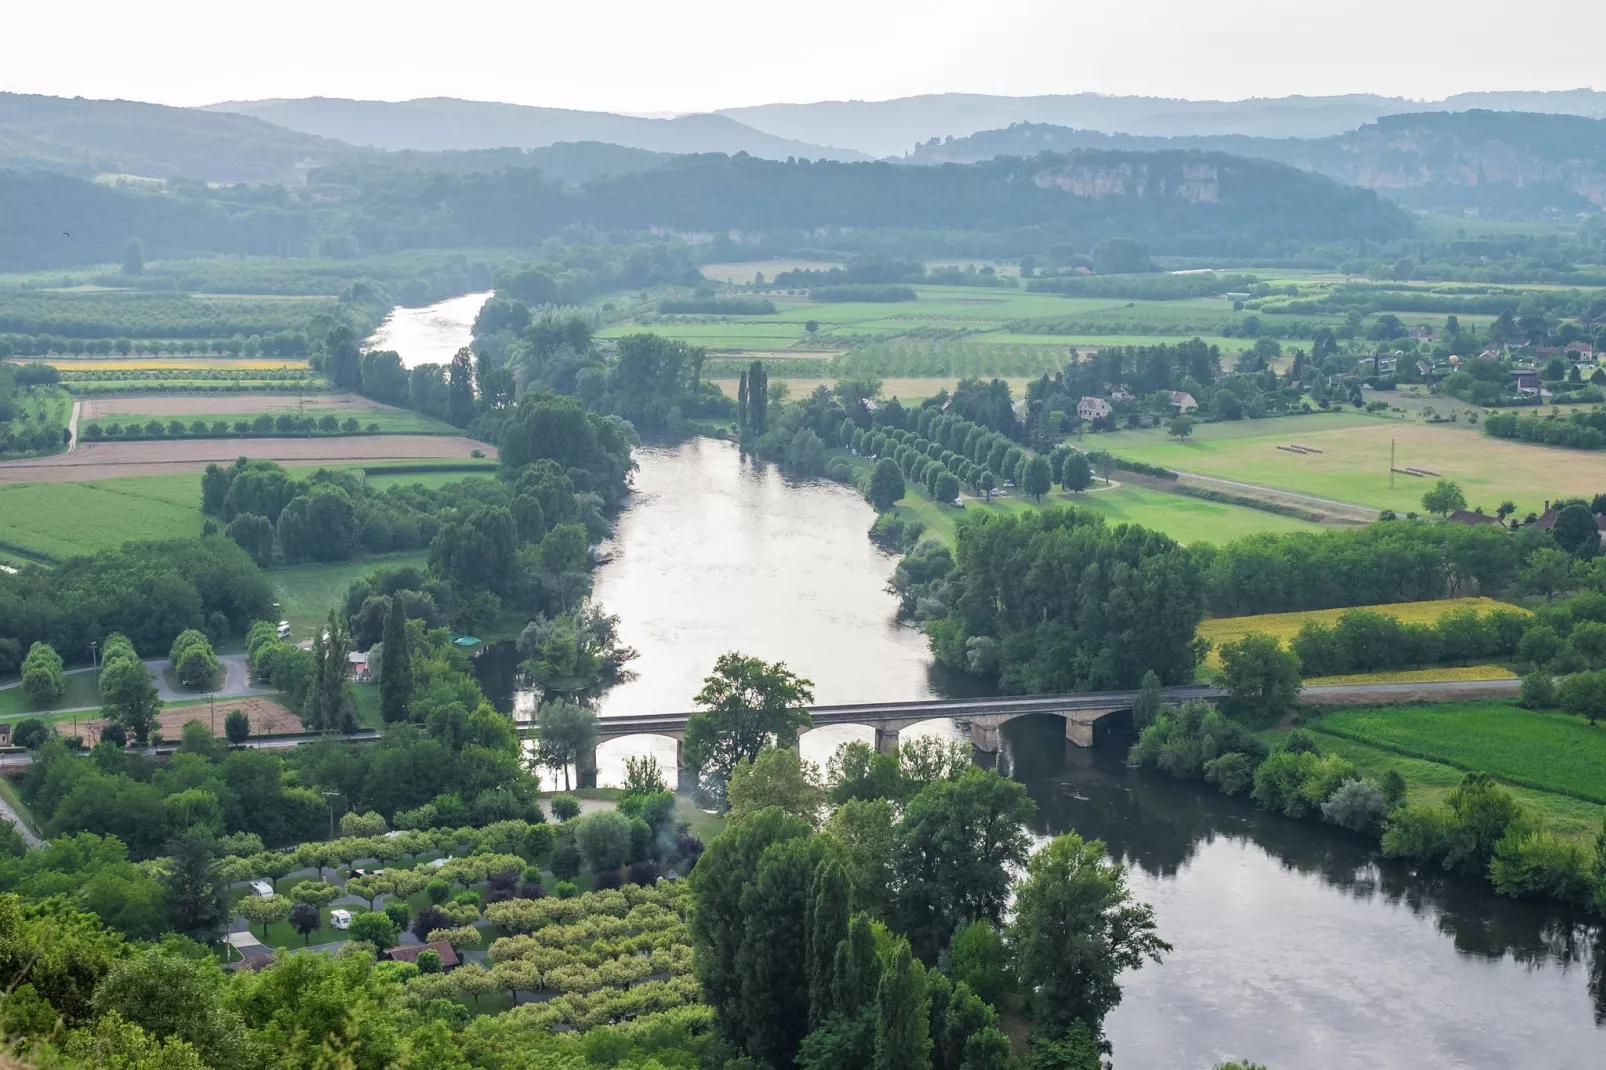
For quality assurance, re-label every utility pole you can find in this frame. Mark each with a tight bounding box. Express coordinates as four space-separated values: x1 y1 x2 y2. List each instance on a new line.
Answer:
322 790 340 841
1389 438 1395 489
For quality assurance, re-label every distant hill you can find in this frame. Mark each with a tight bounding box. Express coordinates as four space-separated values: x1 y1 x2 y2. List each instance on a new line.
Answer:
205 97 868 162
0 92 357 184
900 111 1606 217
718 90 1606 158
371 150 1410 256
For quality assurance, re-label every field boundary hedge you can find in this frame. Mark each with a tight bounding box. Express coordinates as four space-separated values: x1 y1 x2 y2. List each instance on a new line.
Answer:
1309 715 1606 806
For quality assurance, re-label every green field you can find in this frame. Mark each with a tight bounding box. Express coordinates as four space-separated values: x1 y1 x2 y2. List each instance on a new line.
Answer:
874 460 1320 547
364 466 500 490
80 406 457 438
0 475 204 561
1308 701 1606 805
1264 723 1606 844
1090 410 1606 518
269 554 430 638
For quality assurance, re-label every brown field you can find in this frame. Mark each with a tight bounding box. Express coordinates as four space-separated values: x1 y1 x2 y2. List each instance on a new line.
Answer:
64 697 302 745
0 436 495 484
79 393 382 418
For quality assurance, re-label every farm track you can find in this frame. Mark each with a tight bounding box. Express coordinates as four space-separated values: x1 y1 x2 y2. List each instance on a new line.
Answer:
0 436 494 483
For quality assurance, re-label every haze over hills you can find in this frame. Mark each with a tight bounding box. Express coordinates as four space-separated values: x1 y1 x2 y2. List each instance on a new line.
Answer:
902 110 1606 216
203 97 869 162
718 89 1606 158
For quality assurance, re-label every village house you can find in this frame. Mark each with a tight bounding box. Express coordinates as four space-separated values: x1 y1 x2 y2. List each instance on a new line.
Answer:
1168 390 1199 413
1077 396 1113 422
1447 509 1503 528
1511 369 1541 396
387 941 461 970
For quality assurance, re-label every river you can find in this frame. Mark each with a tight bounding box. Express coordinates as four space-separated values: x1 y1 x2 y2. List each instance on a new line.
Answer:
478 437 1603 1070
364 292 492 368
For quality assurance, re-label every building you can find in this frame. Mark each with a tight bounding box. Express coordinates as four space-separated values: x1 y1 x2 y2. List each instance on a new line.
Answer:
1077 396 1112 422
1447 509 1503 528
0 723 11 747
1511 369 1541 396
1374 355 1398 375
1565 342 1596 360
387 940 461 970
1168 391 1199 413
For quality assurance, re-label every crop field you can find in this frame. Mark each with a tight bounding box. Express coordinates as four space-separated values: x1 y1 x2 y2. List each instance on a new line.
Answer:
712 376 1040 403
78 393 371 417
1302 665 1517 686
1309 701 1606 805
1094 412 1606 517
0 475 204 561
26 358 310 371
1196 597 1521 665
0 436 493 484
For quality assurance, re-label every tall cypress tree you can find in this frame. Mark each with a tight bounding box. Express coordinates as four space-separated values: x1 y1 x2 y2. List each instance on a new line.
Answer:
832 912 881 1017
378 597 413 723
737 838 820 1068
808 859 852 1028
874 937 932 1070
737 370 749 431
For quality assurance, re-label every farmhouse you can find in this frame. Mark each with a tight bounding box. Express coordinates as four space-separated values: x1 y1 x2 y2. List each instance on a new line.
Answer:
1448 509 1504 528
1168 390 1199 413
1511 369 1541 396
1077 397 1113 421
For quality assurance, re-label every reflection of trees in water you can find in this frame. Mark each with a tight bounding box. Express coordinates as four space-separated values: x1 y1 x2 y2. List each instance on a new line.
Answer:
1000 715 1606 983
471 640 523 714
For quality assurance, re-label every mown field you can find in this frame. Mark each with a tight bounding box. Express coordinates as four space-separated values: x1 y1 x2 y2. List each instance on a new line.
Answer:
79 405 455 438
874 460 1321 548
270 553 431 638
1095 412 1606 517
1195 596 1523 666
1307 701 1606 806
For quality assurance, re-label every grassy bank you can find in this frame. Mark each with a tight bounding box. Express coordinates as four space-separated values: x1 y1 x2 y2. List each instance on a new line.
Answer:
269 553 430 639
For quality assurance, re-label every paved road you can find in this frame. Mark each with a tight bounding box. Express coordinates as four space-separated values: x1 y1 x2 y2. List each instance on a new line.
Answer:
65 401 81 452
0 653 276 710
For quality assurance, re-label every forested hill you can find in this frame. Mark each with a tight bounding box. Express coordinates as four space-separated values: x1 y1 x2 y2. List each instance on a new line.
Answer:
905 111 1606 216
205 97 869 162
0 148 1411 270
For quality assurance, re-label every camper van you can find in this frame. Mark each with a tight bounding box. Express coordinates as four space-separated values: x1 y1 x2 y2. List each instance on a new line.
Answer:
330 909 352 930
276 621 291 639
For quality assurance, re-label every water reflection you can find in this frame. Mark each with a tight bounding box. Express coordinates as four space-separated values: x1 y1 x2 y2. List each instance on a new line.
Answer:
364 292 492 368
473 438 1603 1067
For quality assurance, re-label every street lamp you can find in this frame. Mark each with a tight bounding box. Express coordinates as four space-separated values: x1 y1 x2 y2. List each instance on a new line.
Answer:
321 790 340 841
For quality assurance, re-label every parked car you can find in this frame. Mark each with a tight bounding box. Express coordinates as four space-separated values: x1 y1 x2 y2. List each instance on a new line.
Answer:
248 880 274 898
330 909 352 930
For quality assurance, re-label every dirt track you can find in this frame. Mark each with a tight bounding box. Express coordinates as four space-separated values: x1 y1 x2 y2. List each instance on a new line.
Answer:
80 393 387 418
63 697 303 745
0 436 495 483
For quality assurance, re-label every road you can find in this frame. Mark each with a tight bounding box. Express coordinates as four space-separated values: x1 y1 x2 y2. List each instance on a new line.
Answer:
66 401 81 452
0 653 275 712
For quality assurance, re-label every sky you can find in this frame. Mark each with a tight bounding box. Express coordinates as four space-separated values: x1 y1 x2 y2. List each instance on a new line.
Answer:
5 0 1602 113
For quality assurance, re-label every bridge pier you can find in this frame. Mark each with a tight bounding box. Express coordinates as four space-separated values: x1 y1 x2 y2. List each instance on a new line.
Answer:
970 722 999 752
874 726 900 755
1064 716 1094 748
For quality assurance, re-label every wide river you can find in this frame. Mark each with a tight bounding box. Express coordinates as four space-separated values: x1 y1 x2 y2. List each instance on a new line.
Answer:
364 292 492 368
407 304 1604 1068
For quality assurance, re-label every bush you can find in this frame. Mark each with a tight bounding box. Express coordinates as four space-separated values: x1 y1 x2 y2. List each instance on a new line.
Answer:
1489 829 1596 906
1128 700 1268 780
574 810 633 872
11 717 51 750
1319 778 1390 833
1202 752 1254 795
549 794 581 821
1250 750 1358 819
20 642 64 705
1519 670 1556 709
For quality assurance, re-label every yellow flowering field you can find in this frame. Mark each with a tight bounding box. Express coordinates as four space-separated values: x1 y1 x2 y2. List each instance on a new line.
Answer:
54 359 309 370
1196 596 1525 668
1302 665 1518 686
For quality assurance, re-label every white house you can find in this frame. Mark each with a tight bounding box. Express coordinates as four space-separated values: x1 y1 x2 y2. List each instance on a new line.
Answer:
1077 396 1113 422
1168 391 1199 413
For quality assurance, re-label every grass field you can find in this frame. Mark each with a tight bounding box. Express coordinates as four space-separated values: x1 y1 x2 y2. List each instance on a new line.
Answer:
0 474 204 560
1302 665 1517 686
873 458 1321 548
270 554 430 638
1196 597 1523 666
0 670 101 716
1093 411 1606 517
1306 701 1606 806
1263 722 1606 844
364 468 500 490
81 407 456 437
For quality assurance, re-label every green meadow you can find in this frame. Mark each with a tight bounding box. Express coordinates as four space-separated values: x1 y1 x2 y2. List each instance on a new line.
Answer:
0 475 205 562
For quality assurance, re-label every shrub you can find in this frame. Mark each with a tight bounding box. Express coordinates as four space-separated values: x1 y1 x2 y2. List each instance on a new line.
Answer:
1489 829 1596 906
574 810 633 872
1250 750 1358 819
11 717 52 750
20 642 65 705
549 794 581 821
1519 670 1556 709
1202 752 1254 795
1320 778 1390 833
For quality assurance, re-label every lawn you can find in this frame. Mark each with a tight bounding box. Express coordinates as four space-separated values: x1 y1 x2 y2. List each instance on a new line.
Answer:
269 554 430 639
1195 597 1523 667
1307 701 1606 805
0 474 204 561
1092 412 1606 518
364 467 500 491
0 670 101 716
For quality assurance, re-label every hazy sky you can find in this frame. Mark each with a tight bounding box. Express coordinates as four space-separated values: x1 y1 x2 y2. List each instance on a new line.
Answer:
6 0 1601 112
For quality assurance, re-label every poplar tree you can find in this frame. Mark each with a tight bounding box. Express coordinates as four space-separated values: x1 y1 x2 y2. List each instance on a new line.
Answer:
737 369 749 430
832 913 881 1017
378 597 413 723
873 937 931 1070
808 858 852 1027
